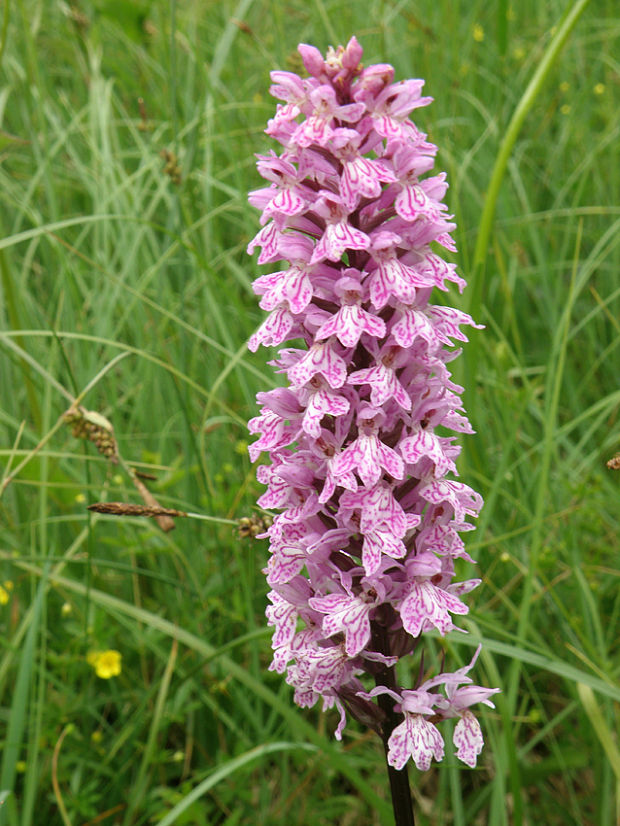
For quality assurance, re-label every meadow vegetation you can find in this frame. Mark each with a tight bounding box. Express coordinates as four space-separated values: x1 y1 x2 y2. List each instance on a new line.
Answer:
0 1 618 823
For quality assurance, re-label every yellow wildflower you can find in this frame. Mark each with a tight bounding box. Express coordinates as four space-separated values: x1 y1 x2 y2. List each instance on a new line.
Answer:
0 582 12 605
594 83 605 95
87 649 122 679
473 24 484 42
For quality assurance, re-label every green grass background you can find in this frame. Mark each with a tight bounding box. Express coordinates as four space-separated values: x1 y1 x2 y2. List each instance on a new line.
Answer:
0 0 618 824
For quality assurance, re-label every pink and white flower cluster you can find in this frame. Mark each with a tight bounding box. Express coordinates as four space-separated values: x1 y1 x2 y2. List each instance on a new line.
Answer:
247 37 498 771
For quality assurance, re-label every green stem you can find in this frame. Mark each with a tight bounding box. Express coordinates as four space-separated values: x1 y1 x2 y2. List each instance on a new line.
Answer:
0 0 9 68
463 4 592 822
468 0 592 316
0 249 42 429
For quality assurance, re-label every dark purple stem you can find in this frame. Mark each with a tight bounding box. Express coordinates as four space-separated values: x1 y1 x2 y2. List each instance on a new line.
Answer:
373 631 415 826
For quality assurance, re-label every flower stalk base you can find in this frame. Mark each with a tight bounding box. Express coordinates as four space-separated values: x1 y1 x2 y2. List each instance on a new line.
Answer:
376 671 416 826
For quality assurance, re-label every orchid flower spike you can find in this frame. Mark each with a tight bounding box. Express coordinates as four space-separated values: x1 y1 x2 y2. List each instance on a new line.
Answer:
247 36 496 771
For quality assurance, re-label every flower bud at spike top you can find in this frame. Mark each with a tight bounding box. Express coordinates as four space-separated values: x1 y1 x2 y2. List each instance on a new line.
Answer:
247 37 498 772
